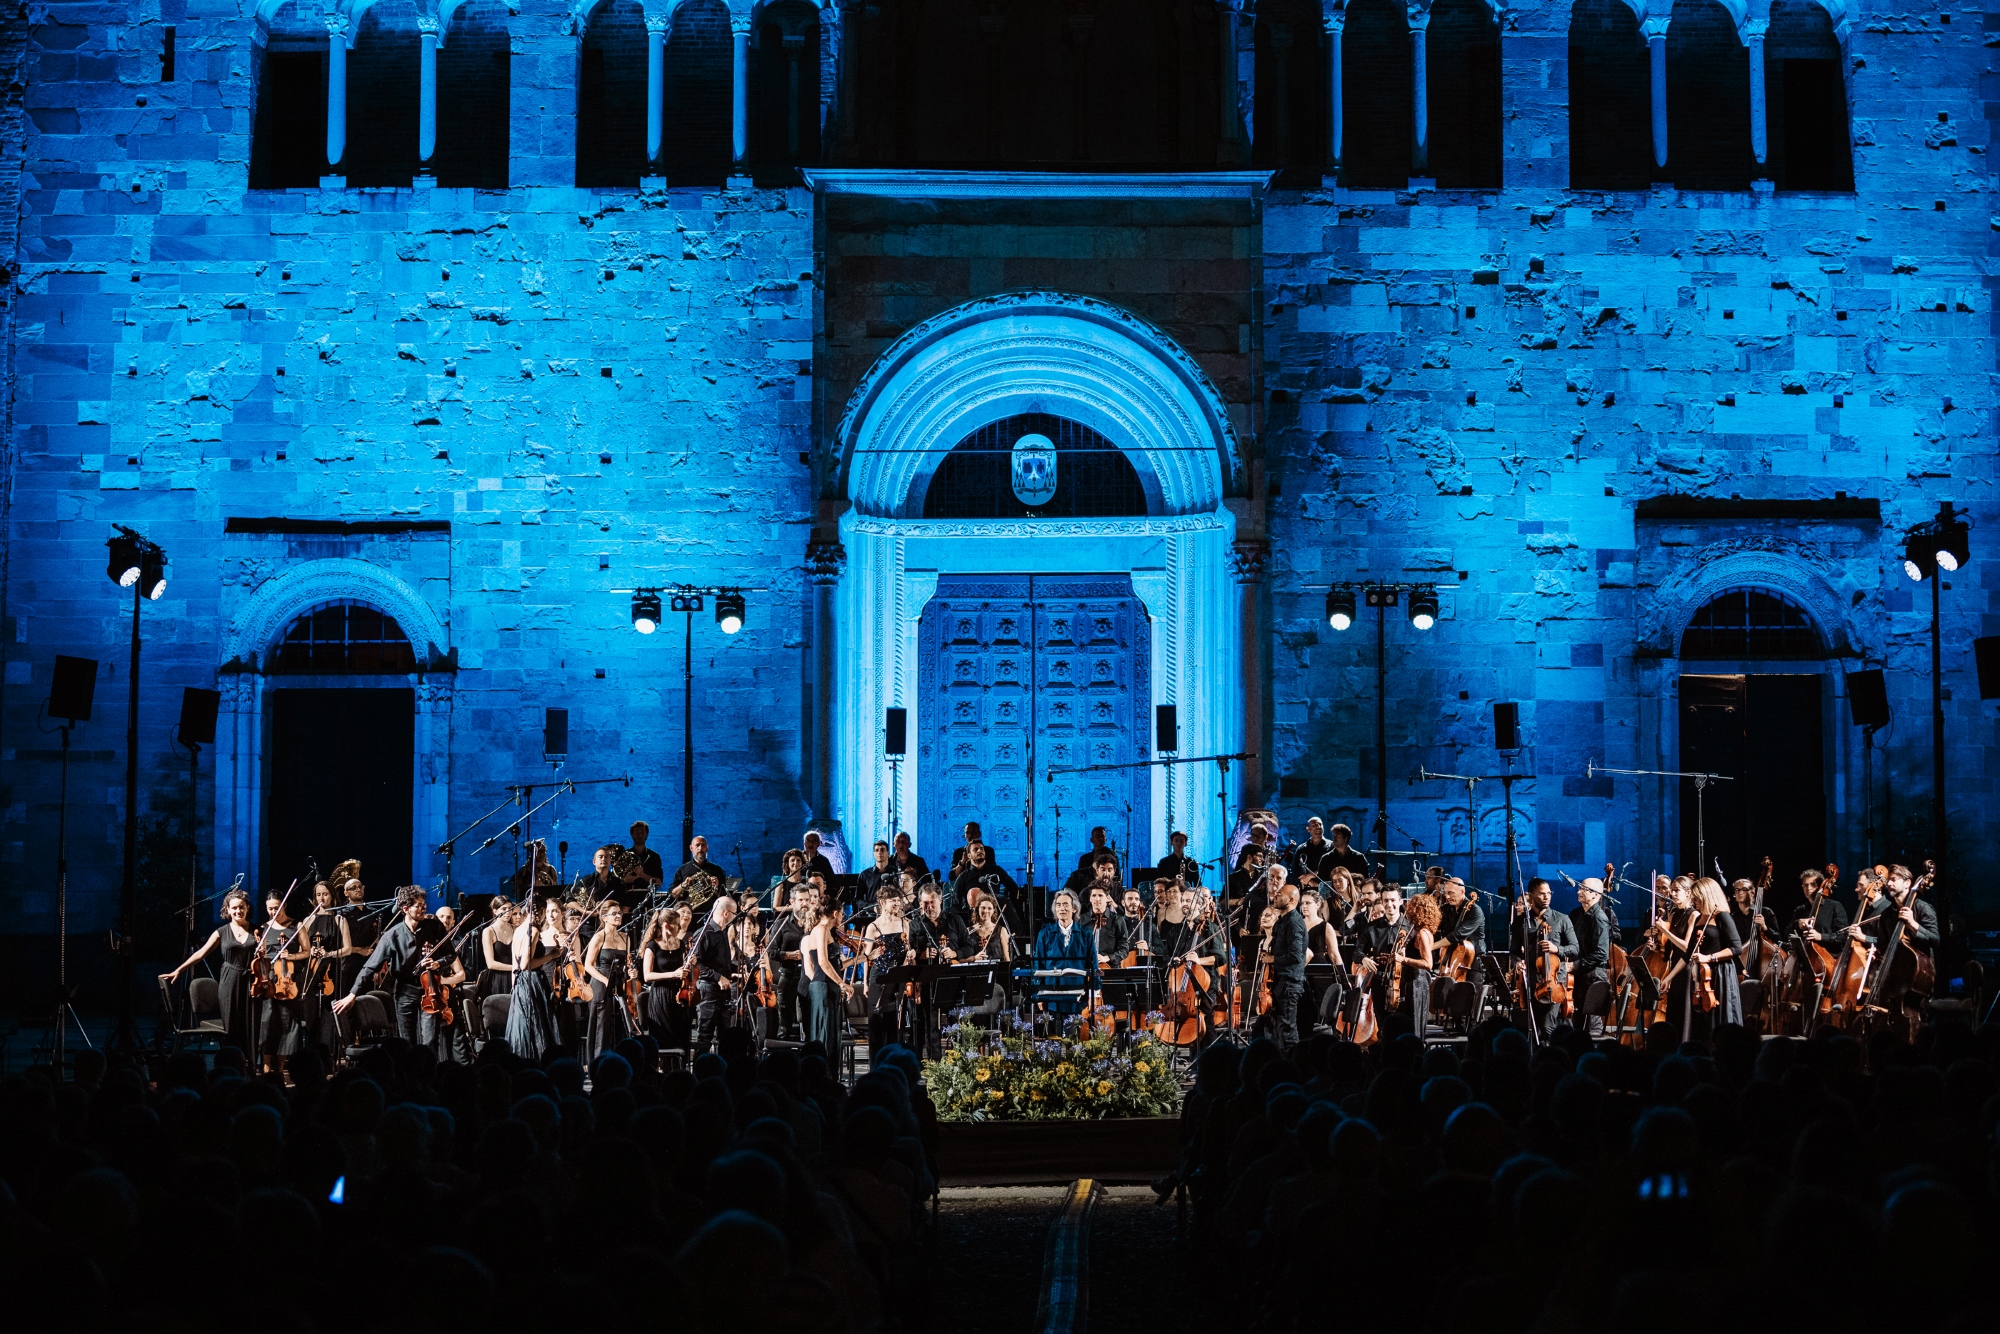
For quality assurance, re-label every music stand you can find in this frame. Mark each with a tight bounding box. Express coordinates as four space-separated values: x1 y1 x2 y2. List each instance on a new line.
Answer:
1100 964 1159 1020
933 961 1002 1013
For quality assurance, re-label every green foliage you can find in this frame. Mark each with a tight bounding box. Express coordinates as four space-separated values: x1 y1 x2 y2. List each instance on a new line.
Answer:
922 1015 1184 1122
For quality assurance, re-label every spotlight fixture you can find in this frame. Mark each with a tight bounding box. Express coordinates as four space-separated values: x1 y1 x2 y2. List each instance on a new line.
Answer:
631 591 662 634
715 591 745 635
106 530 143 587
1903 533 1936 582
670 592 703 614
1935 520 1970 573
138 546 168 601
1325 586 1356 632
1407 587 1439 631
1365 586 1398 609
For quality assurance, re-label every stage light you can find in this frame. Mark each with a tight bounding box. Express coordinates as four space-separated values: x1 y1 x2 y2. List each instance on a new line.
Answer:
139 546 168 601
631 591 661 634
715 591 745 635
1904 534 1936 582
1325 587 1355 632
1408 587 1439 631
670 592 702 614
106 531 142 587
1935 520 1970 573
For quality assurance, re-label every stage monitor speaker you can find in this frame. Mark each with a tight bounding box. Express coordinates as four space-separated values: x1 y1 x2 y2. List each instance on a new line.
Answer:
1976 638 2000 701
544 707 569 757
886 707 907 756
1493 701 1519 751
50 655 99 722
178 686 220 746
1846 669 1890 726
1156 703 1178 753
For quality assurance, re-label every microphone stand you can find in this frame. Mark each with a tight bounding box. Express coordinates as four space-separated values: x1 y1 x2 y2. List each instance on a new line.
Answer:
437 790 520 909
1586 759 1732 879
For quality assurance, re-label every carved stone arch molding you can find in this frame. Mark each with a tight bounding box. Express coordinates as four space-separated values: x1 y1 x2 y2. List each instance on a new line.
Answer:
224 557 451 668
836 291 1244 519
1642 540 1858 659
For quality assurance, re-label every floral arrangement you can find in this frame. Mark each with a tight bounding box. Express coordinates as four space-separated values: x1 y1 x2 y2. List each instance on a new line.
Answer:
923 1013 1184 1122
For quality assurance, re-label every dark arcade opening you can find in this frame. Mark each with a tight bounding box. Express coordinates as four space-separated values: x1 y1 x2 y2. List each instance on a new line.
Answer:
266 686 415 894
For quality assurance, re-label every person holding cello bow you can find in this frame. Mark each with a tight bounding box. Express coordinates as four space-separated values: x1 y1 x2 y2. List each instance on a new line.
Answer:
1510 878 1580 1038
1118 887 1157 959
1847 861 1938 1041
1259 872 1309 1053
1727 863 1783 981
1569 874 1615 1039
1792 866 1850 948
332 886 447 1048
1435 875 1487 1027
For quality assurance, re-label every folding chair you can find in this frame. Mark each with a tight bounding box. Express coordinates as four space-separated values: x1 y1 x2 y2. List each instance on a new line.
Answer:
158 975 227 1054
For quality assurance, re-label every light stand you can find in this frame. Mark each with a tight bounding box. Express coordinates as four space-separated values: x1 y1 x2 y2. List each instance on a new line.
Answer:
106 525 168 1057
1861 722 1881 866
173 723 200 1035
1318 581 1441 862
682 601 695 860
43 712 93 1071
1586 759 1733 876
1902 499 1969 930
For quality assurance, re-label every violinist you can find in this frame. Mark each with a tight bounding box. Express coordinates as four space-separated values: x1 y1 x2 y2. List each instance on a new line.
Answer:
300 880 353 1051
965 894 1015 964
429 904 474 1062
692 894 743 1053
583 900 635 1068
862 886 910 1052
947 821 985 882
333 886 446 1048
1509 879 1579 1038
554 901 592 1050
479 895 516 995
1260 875 1308 1052
1395 892 1441 1040
639 904 693 1050
1690 877 1745 1032
799 892 854 1068
910 885 966 961
161 888 257 1054
1119 888 1157 961
1154 830 1202 889
255 889 306 1074
1087 883 1128 971
1569 878 1614 1039
504 896 561 1062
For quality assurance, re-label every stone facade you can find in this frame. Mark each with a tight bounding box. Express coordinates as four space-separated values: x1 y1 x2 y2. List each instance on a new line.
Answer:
1 2 1995 984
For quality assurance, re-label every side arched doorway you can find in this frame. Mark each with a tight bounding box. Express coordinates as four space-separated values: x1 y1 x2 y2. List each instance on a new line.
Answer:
829 292 1245 884
1677 587 1830 914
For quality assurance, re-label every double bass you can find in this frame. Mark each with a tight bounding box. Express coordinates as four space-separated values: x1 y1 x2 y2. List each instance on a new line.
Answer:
1863 860 1937 1034
1770 864 1841 1034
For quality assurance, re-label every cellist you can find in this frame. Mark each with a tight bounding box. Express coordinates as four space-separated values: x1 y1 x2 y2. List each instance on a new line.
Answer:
1847 862 1938 1038
1509 878 1579 1038
1436 876 1487 1024
1791 867 1850 946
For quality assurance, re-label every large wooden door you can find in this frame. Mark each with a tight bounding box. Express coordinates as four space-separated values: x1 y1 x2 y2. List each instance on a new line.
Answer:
918 575 1151 889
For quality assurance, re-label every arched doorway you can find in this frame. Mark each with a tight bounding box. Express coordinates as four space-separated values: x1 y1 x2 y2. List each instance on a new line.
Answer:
832 292 1242 881
1677 587 1828 911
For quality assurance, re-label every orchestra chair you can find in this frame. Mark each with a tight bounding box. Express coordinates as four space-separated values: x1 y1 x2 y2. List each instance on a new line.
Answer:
1924 959 1985 1026
1441 979 1479 1033
159 975 227 1054
480 993 512 1038
343 991 396 1058
1736 978 1764 1027
1574 978 1613 1029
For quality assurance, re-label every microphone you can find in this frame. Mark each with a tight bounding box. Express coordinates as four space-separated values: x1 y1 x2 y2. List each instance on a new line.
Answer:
558 840 568 857
1587 759 1598 778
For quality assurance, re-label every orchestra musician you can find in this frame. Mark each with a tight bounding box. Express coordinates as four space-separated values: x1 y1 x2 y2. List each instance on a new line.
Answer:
1435 876 1485 1026
1728 878 1781 978
1691 877 1746 1033
1065 827 1120 891
1260 873 1307 1052
332 886 446 1048
768 875 818 1040
254 888 306 1075
1086 883 1127 971
672 836 729 903
430 904 473 1063
1394 891 1440 1041
504 895 561 1062
1847 862 1938 1039
299 879 352 1052
771 848 810 912
1033 889 1098 1017
1509 878 1578 1038
583 900 634 1069
337 872 377 997
638 904 693 1050
890 831 931 882
625 820 665 887
964 894 1015 965
799 890 852 1069
161 887 258 1054
952 841 1019 918
692 894 742 1053
1154 830 1202 889
1321 822 1371 879
858 841 897 908
1569 877 1613 1039
1300 887 1344 1034
1288 818 1332 883
863 886 910 1052
1152 882 1222 1012
1119 888 1157 960
1793 867 1850 946
479 895 516 994
947 821 985 882
800 830 836 885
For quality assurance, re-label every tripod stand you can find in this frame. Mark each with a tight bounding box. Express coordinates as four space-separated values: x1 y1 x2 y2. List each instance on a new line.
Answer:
43 715 93 1072
1587 759 1733 875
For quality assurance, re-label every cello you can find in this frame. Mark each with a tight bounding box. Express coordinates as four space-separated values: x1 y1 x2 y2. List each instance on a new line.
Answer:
1862 860 1936 1037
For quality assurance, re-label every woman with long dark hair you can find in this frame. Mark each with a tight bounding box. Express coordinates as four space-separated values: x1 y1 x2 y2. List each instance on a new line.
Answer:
162 888 257 1054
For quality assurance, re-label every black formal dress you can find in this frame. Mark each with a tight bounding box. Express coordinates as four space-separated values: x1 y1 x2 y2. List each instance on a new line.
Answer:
642 939 691 1050
255 923 303 1058
301 911 347 1050
586 942 633 1068
215 924 256 1054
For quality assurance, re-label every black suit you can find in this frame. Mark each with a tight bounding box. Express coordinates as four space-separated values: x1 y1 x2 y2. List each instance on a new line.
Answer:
1569 902 1615 1038
1265 907 1308 1050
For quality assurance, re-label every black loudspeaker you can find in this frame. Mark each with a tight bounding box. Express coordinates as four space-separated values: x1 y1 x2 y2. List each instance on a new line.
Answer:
544 707 569 757
1156 703 1178 753
1846 669 1890 726
49 655 98 722
178 686 220 746
1976 639 2000 701
885 707 907 756
1493 701 1519 751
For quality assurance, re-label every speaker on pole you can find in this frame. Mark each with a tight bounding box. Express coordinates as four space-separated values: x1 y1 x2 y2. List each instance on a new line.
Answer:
885 707 907 756
1846 669 1890 726
1493 701 1519 751
1156 704 1178 753
1976 638 2000 701
50 655 99 722
178 687 220 746
544 707 569 757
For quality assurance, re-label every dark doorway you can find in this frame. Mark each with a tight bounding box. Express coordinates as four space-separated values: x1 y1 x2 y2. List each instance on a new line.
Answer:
267 689 415 892
1679 674 1824 917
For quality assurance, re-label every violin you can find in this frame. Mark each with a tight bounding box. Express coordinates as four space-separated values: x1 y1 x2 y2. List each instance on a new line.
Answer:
417 910 472 1024
1385 920 1411 1012
620 965 643 1030
249 881 306 1001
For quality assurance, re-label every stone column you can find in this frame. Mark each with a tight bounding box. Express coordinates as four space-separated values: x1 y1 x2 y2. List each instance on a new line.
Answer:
1324 5 1343 173
325 14 349 174
807 541 847 863
647 13 668 171
1742 16 1769 169
1230 540 1270 800
1643 16 1669 172
731 9 752 176
1408 2 1430 175
418 15 439 170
